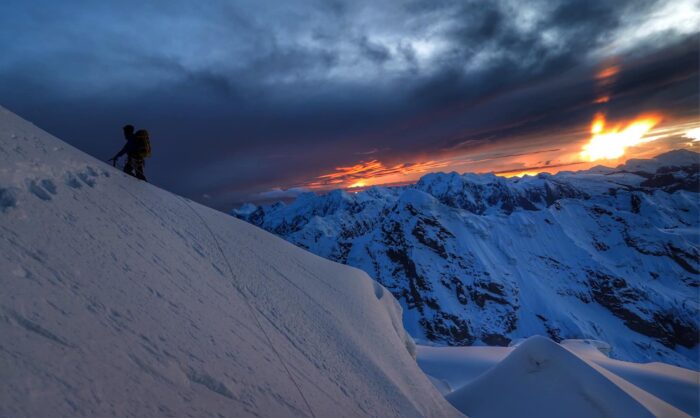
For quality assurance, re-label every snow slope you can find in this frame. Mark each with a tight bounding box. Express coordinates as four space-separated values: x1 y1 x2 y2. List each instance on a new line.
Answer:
0 106 460 418
419 337 699 418
236 150 700 368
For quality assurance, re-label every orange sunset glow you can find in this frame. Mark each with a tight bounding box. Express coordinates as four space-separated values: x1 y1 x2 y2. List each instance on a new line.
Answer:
305 159 451 190
298 116 699 192
596 65 620 81
580 113 663 161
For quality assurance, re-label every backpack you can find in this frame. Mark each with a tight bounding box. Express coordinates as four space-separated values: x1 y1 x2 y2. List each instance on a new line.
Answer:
133 129 151 158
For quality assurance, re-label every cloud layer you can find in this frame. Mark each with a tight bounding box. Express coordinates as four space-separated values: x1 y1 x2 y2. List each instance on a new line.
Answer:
1 0 698 208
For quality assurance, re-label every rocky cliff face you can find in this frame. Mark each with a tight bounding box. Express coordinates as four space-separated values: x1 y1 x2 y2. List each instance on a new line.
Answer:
235 150 700 368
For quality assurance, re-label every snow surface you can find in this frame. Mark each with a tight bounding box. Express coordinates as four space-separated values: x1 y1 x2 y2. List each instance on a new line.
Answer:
418 336 699 418
0 106 461 417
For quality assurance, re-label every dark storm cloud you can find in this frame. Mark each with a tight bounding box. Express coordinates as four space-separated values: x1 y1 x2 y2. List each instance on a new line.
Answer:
0 0 697 209
357 37 392 64
433 36 699 152
411 0 649 103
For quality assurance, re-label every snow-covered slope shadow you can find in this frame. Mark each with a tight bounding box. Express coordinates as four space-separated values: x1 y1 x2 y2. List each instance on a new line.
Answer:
0 106 461 418
419 336 698 418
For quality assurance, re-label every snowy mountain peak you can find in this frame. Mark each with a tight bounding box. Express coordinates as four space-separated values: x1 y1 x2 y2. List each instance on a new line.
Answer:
621 149 700 172
237 150 700 368
446 335 689 418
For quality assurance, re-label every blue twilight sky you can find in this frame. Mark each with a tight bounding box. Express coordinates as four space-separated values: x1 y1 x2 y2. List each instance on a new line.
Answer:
1 0 698 209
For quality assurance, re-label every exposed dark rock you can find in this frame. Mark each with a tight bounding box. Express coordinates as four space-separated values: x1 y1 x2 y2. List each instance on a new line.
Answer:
412 220 449 259
421 312 474 345
469 281 510 308
590 206 613 216
666 244 700 274
593 240 610 251
630 194 642 214
536 314 562 342
482 333 511 346
588 270 698 349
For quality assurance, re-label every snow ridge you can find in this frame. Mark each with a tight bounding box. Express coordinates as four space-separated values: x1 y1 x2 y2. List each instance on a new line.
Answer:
422 336 696 418
0 106 459 417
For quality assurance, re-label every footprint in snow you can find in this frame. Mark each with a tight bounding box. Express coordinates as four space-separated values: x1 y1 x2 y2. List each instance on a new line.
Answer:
64 168 100 189
0 187 18 212
40 179 57 195
29 180 53 201
77 172 96 187
65 173 83 189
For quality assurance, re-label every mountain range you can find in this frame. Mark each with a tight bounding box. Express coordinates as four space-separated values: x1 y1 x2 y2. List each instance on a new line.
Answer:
235 149 700 368
2 105 698 417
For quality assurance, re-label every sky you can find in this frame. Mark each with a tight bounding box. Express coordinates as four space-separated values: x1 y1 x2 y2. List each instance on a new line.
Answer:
1 0 698 209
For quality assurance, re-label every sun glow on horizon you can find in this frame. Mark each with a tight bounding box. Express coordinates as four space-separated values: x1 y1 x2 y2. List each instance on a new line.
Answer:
580 113 662 161
304 159 451 191
284 116 697 196
499 170 546 178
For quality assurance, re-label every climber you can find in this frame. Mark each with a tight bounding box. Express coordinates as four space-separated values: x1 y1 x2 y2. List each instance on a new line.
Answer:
109 124 151 181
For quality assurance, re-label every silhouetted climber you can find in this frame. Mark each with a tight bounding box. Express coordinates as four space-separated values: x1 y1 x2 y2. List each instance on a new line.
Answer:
109 124 151 181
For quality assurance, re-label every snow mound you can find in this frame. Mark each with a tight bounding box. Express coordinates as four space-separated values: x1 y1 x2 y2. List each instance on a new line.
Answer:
0 106 460 417
418 339 700 417
562 340 700 417
445 336 690 418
